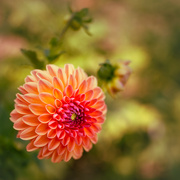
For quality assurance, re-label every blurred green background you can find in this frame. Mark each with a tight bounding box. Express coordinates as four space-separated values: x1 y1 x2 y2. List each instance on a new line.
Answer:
1 0 180 179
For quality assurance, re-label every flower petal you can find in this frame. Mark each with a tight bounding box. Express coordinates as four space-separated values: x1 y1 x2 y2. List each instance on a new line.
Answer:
38 114 52 123
52 77 64 92
67 74 77 89
22 114 39 126
39 92 55 105
82 136 92 152
53 88 63 100
20 127 37 140
78 80 87 94
15 104 31 114
34 135 49 147
45 104 56 114
13 118 29 130
25 75 37 83
57 68 67 86
51 150 63 163
57 143 66 155
73 144 83 159
18 86 28 94
85 90 94 100
38 79 53 94
37 71 53 82
46 64 58 77
23 94 42 104
26 139 39 152
64 150 72 162
67 137 75 152
90 133 98 144
64 85 73 97
29 104 47 115
86 76 97 90
24 82 38 94
75 135 82 146
84 127 95 138
61 135 70 146
47 129 57 139
48 138 60 151
64 64 74 78
35 123 49 135
10 109 23 122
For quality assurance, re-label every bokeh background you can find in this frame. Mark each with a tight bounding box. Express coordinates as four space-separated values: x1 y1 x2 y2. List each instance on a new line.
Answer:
1 0 180 179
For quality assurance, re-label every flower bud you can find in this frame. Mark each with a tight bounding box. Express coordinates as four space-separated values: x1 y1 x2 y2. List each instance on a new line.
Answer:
98 60 131 97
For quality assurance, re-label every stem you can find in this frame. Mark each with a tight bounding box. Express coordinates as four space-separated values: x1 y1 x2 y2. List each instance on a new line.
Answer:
59 13 75 40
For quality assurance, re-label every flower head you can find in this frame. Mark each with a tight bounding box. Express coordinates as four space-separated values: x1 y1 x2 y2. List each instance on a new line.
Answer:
10 64 107 162
98 60 131 97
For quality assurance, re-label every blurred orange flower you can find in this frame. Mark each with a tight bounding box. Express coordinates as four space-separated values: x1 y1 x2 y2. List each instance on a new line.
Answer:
106 61 132 97
10 64 107 163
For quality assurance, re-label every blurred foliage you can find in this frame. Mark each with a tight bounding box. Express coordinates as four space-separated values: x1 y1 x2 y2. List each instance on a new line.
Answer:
0 0 180 179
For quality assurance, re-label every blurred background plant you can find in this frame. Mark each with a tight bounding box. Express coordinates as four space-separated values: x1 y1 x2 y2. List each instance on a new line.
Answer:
0 0 180 179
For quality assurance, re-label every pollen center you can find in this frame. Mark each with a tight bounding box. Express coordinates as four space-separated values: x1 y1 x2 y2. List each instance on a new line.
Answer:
71 113 77 121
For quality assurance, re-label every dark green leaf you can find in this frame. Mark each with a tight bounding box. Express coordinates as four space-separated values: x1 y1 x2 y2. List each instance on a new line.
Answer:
21 49 45 69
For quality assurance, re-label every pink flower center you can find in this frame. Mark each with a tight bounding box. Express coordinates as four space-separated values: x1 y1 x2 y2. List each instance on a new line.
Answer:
49 96 94 137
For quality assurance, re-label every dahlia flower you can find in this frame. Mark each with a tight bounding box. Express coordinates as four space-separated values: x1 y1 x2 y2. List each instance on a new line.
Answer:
10 64 107 162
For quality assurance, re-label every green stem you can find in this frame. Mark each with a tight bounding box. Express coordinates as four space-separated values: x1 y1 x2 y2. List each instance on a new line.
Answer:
59 13 75 40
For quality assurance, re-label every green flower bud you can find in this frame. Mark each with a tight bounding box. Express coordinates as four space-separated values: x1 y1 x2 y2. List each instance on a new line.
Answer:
97 61 115 81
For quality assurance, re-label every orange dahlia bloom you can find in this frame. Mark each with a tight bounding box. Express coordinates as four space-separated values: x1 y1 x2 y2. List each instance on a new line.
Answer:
10 64 107 162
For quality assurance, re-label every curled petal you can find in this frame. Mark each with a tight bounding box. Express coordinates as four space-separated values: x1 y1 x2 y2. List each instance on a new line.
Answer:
34 135 49 147
20 127 37 140
22 114 39 126
90 134 98 144
64 150 72 162
25 75 37 83
10 109 23 122
46 64 58 77
24 82 38 94
86 76 97 90
57 143 66 155
67 137 75 152
38 114 52 123
18 86 28 94
45 104 56 114
24 94 42 104
73 144 83 159
57 68 67 86
52 77 64 92
52 150 63 163
53 88 63 100
48 138 60 151
37 71 53 82
67 74 77 89
13 118 29 130
35 123 49 135
47 129 57 139
78 80 87 94
84 127 95 138
15 104 31 114
39 93 55 105
64 85 73 97
29 104 47 115
38 79 53 94
26 139 39 152
64 64 75 78
61 135 70 146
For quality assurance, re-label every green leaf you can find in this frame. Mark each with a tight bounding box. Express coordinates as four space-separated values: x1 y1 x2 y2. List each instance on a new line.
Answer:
82 25 92 36
21 49 45 69
47 51 65 62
